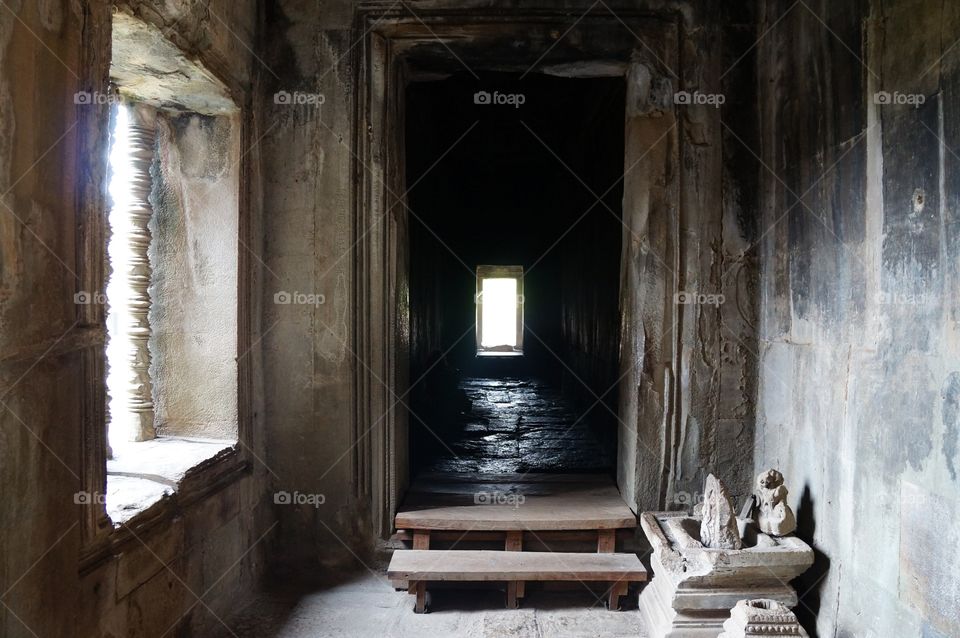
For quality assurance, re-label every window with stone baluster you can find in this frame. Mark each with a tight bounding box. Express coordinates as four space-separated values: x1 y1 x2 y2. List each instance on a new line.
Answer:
100 13 240 524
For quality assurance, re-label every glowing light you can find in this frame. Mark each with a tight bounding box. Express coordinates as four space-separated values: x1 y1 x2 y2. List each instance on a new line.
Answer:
106 105 137 450
480 277 518 348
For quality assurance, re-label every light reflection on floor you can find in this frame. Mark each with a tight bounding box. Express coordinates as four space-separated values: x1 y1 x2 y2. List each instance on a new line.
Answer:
414 377 614 475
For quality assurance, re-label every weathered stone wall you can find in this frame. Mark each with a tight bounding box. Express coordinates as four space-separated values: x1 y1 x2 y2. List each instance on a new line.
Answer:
258 0 364 575
616 1 760 513
0 1 268 636
753 0 960 636
150 112 240 440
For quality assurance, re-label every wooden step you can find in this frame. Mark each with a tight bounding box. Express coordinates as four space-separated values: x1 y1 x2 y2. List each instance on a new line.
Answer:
391 529 633 543
388 549 647 612
388 549 647 581
396 474 636 531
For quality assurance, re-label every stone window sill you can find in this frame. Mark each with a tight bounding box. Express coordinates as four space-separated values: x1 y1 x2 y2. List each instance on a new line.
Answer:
106 437 236 524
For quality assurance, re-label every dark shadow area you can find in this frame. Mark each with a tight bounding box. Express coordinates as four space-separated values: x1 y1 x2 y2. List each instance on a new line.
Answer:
405 71 624 477
424 583 638 613
793 484 830 637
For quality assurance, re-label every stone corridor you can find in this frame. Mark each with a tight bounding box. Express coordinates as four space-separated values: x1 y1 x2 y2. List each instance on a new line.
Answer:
414 377 615 475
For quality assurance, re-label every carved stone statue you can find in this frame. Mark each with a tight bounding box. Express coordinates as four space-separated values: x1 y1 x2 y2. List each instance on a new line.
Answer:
753 469 797 537
700 474 742 550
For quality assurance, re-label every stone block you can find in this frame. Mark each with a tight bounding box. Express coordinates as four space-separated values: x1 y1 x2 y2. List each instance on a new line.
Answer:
183 482 241 551
116 517 185 599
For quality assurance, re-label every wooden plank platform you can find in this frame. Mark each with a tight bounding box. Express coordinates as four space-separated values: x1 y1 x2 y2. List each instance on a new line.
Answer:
391 529 632 543
388 549 647 582
389 549 646 612
396 473 636 531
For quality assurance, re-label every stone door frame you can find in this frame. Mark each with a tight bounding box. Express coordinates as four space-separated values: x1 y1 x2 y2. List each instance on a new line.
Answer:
352 2 687 537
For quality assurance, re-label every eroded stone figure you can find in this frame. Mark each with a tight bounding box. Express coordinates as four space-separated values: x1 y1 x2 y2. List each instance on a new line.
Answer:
753 469 797 537
699 473 742 550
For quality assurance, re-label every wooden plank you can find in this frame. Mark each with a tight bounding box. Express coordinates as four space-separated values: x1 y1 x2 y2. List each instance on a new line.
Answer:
392 529 632 543
607 580 628 611
505 530 524 599
413 530 430 549
387 550 647 582
506 581 519 609
396 505 636 530
414 581 427 613
407 532 430 593
597 529 616 553
396 483 636 531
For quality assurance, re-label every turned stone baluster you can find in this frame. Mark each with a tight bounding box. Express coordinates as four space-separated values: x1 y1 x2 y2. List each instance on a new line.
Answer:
126 105 157 440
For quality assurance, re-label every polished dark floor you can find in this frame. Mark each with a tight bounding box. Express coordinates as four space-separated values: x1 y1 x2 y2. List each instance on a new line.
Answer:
412 376 614 475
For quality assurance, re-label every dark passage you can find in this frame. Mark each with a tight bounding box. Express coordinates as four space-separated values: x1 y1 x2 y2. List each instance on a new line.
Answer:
406 72 625 477
414 377 615 474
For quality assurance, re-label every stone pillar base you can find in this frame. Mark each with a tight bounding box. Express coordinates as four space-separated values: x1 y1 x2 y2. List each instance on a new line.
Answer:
718 599 809 638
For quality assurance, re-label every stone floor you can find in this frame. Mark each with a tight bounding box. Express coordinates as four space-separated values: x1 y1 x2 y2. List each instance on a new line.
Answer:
222 569 647 638
413 376 615 474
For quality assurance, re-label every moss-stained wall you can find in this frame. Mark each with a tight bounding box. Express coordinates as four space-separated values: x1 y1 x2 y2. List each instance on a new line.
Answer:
754 0 960 635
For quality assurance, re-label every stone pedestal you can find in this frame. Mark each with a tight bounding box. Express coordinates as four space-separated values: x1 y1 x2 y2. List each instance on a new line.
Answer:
637 512 813 638
718 599 809 637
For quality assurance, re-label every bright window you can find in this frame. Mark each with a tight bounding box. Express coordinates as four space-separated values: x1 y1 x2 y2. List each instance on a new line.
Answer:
106 104 138 449
476 265 524 355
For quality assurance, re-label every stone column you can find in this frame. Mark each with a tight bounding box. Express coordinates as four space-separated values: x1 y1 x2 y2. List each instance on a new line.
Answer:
125 104 157 440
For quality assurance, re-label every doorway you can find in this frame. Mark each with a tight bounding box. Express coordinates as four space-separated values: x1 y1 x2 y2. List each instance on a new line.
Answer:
353 10 681 536
405 72 625 477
